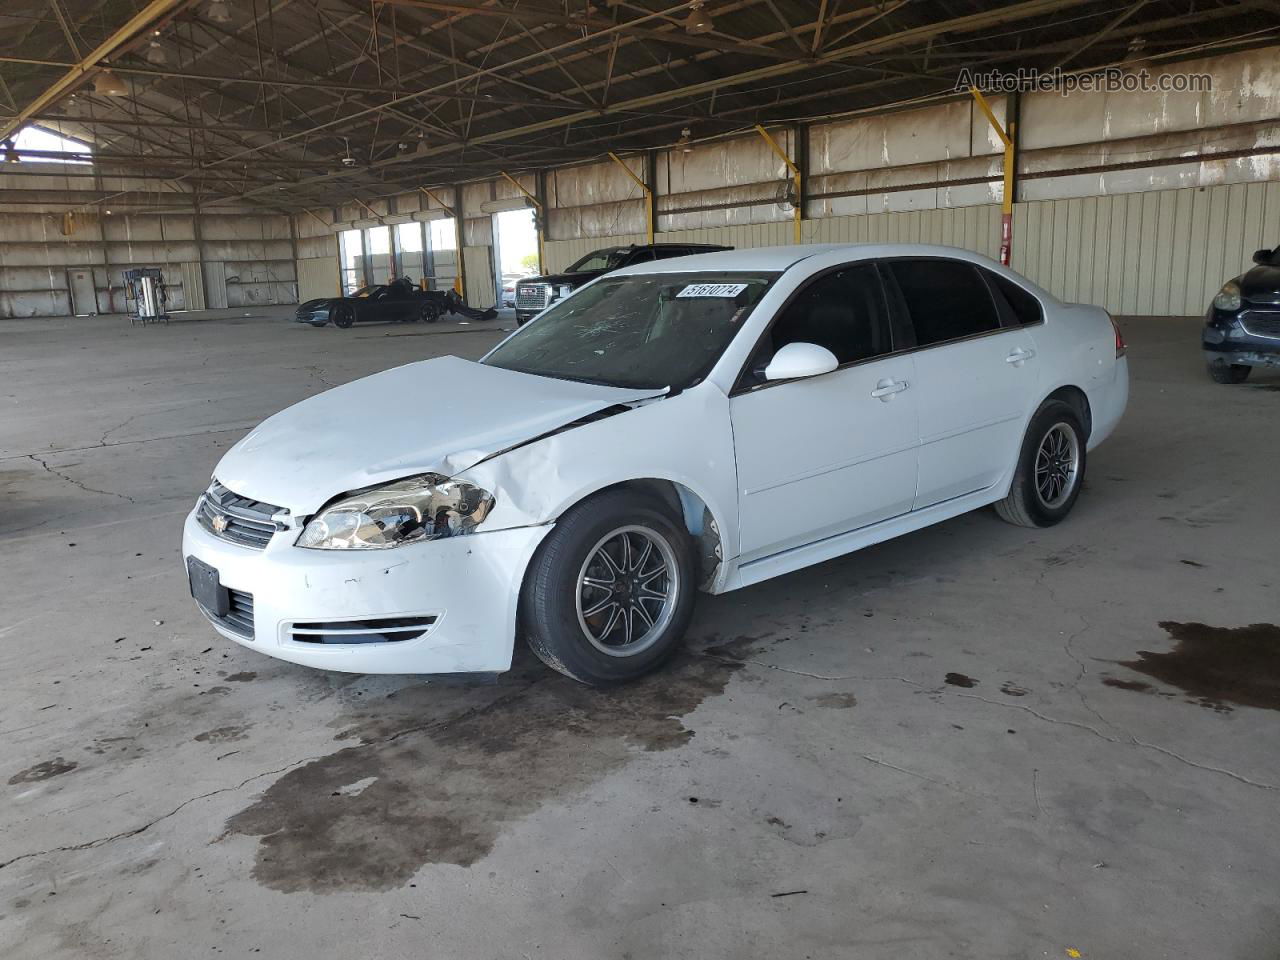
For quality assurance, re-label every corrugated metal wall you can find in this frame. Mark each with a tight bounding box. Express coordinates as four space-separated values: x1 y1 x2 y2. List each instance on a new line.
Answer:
1014 181 1280 315
543 183 1279 316
297 256 339 302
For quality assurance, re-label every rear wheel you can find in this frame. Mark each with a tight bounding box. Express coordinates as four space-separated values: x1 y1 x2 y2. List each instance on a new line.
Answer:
333 305 354 329
521 490 696 685
1207 360 1250 384
994 400 1087 528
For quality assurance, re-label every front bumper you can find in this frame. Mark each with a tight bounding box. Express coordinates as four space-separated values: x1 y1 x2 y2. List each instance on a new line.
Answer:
182 509 550 674
294 310 329 324
1202 308 1280 366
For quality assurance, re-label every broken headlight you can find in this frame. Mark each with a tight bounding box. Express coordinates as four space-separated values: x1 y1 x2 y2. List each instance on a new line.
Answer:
296 474 495 550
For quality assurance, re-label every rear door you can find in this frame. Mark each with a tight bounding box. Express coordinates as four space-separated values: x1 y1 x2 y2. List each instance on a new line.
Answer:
730 263 920 561
882 258 1041 510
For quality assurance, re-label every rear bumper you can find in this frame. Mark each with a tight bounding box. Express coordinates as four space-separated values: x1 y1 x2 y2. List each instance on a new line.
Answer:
1086 356 1128 450
181 508 550 674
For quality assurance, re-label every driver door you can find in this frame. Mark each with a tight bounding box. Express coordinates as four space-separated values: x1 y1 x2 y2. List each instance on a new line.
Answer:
729 263 920 563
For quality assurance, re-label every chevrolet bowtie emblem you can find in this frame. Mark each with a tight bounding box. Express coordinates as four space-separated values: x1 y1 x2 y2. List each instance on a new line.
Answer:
211 513 229 534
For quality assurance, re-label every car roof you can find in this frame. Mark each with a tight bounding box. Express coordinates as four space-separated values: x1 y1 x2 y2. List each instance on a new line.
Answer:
610 242 1014 277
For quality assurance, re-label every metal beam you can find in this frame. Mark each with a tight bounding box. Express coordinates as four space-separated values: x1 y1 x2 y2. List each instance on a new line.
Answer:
607 150 652 244
0 0 190 142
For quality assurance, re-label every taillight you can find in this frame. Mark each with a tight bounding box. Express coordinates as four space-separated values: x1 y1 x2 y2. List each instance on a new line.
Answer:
1110 316 1126 357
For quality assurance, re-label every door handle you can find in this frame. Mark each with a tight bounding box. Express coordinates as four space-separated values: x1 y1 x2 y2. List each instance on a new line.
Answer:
1006 347 1036 366
870 378 909 401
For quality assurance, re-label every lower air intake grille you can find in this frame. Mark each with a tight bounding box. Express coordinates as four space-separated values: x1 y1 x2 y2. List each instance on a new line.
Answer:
289 615 437 645
199 589 255 640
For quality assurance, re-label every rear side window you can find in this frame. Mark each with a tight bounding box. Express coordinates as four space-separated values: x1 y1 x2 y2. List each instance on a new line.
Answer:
986 272 1044 326
886 259 1001 347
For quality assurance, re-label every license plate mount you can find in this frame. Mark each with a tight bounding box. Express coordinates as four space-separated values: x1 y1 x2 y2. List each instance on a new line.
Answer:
187 556 229 617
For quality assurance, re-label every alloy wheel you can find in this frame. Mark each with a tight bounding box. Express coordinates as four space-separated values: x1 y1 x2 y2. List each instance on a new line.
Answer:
1034 422 1081 509
575 525 680 657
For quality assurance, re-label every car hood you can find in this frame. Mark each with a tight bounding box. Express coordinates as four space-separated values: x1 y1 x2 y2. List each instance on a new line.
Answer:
519 270 603 287
213 355 661 514
298 298 337 310
1240 263 1280 305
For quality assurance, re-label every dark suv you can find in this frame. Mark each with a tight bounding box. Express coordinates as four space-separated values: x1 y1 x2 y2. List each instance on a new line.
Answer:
514 242 731 324
1203 244 1280 382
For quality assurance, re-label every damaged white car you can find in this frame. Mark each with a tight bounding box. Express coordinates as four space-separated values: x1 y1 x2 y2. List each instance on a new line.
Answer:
183 243 1128 684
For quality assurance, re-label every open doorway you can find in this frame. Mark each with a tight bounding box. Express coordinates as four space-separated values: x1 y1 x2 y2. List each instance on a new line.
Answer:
491 207 539 306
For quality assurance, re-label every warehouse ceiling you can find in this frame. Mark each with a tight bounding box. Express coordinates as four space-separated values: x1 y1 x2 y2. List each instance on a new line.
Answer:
0 0 1274 213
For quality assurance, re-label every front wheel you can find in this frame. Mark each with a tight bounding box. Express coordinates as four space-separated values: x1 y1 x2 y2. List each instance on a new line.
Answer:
1207 360 1250 384
520 490 696 685
419 302 441 324
994 400 1087 528
333 305 354 329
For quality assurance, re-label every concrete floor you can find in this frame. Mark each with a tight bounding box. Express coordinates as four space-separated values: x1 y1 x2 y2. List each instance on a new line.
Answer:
2 307 1278 959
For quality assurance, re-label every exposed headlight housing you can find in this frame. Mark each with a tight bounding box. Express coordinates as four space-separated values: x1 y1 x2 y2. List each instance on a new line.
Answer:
557 284 574 299
1212 280 1242 311
296 474 495 550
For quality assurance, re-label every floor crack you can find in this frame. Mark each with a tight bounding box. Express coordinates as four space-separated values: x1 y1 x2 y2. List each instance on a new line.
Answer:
698 651 921 685
955 693 1279 791
27 454 135 503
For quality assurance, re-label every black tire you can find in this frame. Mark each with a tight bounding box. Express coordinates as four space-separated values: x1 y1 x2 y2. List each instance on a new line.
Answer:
419 302 440 324
994 399 1088 528
333 305 354 329
520 490 697 685
1207 360 1250 384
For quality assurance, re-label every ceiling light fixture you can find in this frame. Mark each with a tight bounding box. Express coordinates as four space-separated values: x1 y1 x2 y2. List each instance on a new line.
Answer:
678 127 694 153
206 0 233 24
146 40 168 65
684 1 713 35
93 69 129 96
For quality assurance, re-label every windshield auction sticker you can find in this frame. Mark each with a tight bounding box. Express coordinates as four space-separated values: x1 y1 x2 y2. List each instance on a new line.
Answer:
677 283 748 298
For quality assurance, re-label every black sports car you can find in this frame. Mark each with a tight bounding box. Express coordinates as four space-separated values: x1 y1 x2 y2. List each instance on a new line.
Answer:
295 277 496 328
1203 245 1280 382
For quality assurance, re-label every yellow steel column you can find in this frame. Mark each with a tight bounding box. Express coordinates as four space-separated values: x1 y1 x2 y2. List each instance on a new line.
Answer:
755 123 802 244
969 86 1015 266
607 151 653 245
419 186 464 295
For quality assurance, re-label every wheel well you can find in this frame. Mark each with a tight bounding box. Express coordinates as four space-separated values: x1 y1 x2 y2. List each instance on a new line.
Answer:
592 479 724 590
1044 385 1092 439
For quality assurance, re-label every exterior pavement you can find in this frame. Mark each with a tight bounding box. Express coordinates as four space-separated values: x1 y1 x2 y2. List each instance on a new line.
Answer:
1 306 1278 959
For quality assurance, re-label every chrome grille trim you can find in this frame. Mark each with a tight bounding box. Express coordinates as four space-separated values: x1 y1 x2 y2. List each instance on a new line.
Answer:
515 283 549 311
1240 311 1280 340
196 479 287 550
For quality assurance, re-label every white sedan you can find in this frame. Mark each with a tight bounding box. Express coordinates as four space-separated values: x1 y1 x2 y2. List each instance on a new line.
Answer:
183 243 1127 684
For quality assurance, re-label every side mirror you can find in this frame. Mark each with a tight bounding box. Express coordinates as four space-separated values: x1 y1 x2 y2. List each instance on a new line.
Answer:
763 342 839 382
1253 248 1276 266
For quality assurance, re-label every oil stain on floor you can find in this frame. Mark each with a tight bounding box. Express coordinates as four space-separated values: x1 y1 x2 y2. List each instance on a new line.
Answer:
223 646 746 894
1114 622 1280 711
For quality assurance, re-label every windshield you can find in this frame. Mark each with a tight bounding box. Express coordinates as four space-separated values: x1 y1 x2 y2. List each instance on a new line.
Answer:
482 271 778 390
352 285 380 298
565 247 631 273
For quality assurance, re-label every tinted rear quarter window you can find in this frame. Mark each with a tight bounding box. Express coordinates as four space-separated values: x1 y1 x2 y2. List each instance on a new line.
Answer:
886 259 1001 347
987 272 1044 326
